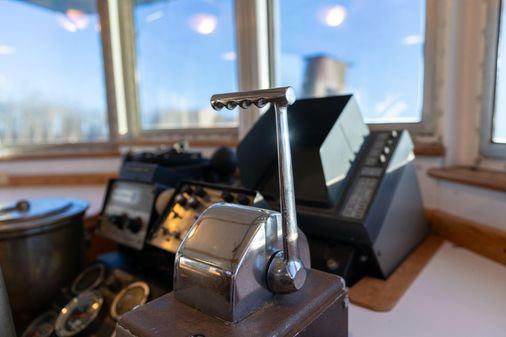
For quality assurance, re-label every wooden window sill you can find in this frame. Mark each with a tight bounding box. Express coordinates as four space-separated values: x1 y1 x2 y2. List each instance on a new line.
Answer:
0 172 118 187
428 166 506 193
413 142 445 156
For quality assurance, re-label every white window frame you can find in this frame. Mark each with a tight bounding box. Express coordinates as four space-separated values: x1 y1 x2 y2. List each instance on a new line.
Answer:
0 0 119 157
480 0 506 160
1 0 447 157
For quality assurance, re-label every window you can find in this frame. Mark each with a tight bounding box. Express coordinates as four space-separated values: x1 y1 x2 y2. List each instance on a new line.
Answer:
492 2 506 144
0 1 108 146
481 0 506 159
275 0 426 124
133 0 239 131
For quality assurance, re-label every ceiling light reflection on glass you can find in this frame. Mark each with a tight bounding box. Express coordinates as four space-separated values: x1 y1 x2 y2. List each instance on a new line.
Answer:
190 14 217 35
58 9 89 32
320 5 347 27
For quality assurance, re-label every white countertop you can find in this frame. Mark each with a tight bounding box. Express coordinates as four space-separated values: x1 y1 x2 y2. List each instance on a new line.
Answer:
349 241 506 337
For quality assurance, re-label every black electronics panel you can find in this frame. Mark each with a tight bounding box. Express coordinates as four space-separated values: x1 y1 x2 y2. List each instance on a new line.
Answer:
295 130 428 280
338 131 398 221
96 180 166 250
148 181 261 254
237 95 368 207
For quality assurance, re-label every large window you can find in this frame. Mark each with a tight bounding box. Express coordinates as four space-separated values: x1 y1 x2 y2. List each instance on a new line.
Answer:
0 0 108 146
276 0 426 124
133 0 238 130
492 2 506 144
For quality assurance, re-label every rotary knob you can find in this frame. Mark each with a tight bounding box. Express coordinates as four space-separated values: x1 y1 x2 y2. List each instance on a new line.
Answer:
128 217 143 234
221 191 235 203
195 186 207 198
174 194 187 206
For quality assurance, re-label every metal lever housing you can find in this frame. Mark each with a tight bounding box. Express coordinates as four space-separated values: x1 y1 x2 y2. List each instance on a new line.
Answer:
211 87 306 294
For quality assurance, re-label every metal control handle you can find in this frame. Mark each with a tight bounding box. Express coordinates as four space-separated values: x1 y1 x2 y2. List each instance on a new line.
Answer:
210 87 306 294
0 200 30 215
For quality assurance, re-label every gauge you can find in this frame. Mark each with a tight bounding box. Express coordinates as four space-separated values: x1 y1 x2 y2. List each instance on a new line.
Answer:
110 281 150 320
54 290 104 337
21 311 57 337
71 264 106 294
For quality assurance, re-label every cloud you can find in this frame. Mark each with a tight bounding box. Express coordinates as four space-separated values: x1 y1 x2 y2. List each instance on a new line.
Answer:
221 51 236 61
146 10 164 23
403 34 424 45
0 45 15 55
375 95 408 119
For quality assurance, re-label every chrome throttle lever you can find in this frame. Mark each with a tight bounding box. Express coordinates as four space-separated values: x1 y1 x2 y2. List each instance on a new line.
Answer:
211 86 306 294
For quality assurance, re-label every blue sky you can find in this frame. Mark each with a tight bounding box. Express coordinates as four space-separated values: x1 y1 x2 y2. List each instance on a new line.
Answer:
278 0 425 123
0 1 106 112
0 0 503 142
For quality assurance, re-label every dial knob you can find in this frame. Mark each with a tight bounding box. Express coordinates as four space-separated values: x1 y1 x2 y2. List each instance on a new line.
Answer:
181 185 194 195
195 186 207 198
237 194 250 205
128 217 143 233
175 194 187 206
221 191 234 203
188 198 200 209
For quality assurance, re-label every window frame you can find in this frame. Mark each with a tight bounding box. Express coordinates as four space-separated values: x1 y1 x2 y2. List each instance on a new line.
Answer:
0 0 119 156
0 0 445 158
480 0 506 159
119 0 246 143
266 0 441 137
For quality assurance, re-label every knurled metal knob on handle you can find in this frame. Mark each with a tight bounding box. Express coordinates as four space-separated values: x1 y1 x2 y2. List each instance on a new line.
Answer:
210 87 306 294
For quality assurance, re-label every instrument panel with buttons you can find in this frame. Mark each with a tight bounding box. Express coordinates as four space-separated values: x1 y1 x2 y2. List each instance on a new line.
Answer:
338 130 400 221
148 181 262 254
96 180 166 250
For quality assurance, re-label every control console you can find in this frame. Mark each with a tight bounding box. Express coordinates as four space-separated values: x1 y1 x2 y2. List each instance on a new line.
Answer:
96 180 169 250
148 181 262 253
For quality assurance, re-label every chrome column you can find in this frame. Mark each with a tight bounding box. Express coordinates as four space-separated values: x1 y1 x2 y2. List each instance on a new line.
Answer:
210 87 306 293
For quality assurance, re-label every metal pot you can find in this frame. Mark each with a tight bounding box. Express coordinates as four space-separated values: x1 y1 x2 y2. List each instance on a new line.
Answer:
0 198 88 326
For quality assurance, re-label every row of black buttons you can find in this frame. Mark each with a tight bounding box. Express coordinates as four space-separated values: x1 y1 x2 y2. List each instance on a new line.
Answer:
107 214 143 233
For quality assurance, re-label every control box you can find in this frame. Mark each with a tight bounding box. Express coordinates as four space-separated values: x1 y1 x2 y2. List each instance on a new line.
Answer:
96 180 167 250
148 181 262 254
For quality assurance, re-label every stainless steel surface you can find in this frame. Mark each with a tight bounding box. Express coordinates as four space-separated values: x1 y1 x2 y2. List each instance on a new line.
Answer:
0 198 88 325
211 87 307 293
71 264 107 295
110 281 150 320
54 290 104 337
21 311 57 337
0 199 30 215
0 267 16 337
173 203 310 323
211 86 295 110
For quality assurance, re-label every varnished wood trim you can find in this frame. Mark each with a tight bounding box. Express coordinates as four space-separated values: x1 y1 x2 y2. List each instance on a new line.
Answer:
0 172 117 187
428 166 506 193
350 236 444 312
426 208 506 266
413 142 445 156
0 151 121 162
116 138 239 148
0 139 239 162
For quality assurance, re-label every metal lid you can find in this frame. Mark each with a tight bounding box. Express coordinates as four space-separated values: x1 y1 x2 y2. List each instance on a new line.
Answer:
0 198 88 235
